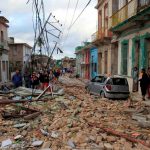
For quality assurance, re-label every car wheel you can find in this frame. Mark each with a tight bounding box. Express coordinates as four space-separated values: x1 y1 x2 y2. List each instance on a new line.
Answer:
100 91 105 98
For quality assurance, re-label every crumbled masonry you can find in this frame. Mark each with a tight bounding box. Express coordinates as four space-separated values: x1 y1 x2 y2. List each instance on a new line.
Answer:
0 75 150 150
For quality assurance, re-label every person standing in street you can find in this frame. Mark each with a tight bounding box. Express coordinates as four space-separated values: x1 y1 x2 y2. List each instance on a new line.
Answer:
24 70 31 88
12 69 22 88
139 68 149 100
30 72 39 89
132 67 138 92
147 67 150 99
43 71 50 90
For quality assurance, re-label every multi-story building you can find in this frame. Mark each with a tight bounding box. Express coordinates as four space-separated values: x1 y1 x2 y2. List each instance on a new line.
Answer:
75 46 83 76
92 0 113 75
0 16 9 82
109 0 150 91
62 57 76 70
8 37 32 72
75 43 91 79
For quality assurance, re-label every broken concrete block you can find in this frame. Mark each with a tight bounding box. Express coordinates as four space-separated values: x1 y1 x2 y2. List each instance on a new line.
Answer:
107 136 117 142
14 135 22 140
51 131 59 138
41 141 51 149
104 143 113 150
138 120 150 128
67 140 76 148
13 123 27 128
1 139 12 148
32 140 43 147
132 114 146 122
40 129 49 136
21 130 28 137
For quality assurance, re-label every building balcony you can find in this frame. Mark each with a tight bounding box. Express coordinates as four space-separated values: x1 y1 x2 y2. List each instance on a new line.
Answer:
109 0 150 32
91 28 112 45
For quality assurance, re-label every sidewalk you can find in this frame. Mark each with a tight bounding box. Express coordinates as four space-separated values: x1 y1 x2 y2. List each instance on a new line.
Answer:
131 92 150 106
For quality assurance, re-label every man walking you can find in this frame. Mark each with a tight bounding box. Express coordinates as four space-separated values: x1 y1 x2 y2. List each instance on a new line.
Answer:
12 69 22 88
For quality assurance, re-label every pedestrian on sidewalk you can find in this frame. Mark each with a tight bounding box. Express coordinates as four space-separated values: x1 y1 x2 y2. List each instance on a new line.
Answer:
147 67 150 99
139 68 149 100
12 69 22 88
132 67 138 92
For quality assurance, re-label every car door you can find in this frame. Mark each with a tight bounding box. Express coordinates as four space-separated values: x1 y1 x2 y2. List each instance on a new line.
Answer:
89 77 97 93
92 76 106 94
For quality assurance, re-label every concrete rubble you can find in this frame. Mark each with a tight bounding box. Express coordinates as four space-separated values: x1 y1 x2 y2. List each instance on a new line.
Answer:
0 75 150 149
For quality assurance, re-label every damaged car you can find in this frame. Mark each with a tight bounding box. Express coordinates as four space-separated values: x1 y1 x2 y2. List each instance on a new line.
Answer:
86 75 130 99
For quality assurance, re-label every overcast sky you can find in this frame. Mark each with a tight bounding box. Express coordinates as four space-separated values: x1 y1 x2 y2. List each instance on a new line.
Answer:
1 0 97 59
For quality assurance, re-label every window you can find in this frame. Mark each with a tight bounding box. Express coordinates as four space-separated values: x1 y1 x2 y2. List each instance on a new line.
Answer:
13 46 17 55
1 31 3 42
2 61 5 71
112 78 128 85
107 78 128 85
6 61 8 80
104 51 108 74
119 0 128 9
0 61 1 81
112 0 119 14
94 63 97 72
95 76 103 83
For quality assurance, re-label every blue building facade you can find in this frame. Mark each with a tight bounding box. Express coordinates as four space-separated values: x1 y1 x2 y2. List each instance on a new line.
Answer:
90 47 98 79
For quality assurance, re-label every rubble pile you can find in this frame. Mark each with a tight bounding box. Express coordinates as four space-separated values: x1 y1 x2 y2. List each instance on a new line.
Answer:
0 76 150 150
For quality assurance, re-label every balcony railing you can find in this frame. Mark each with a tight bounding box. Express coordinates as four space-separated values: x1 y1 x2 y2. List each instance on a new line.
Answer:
138 0 150 8
91 27 112 42
109 0 150 29
109 0 137 28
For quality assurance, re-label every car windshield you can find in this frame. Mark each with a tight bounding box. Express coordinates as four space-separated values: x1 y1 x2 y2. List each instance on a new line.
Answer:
111 78 128 85
94 76 106 83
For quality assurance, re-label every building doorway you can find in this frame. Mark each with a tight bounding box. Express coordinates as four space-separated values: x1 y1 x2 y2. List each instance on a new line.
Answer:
104 51 108 74
121 42 128 75
146 38 150 68
135 40 140 70
98 52 102 74
112 43 118 75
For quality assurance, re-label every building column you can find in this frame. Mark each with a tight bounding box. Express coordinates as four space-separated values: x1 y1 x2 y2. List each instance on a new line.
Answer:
139 38 146 69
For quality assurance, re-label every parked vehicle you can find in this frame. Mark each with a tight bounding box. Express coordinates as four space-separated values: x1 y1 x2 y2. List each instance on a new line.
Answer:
85 75 130 99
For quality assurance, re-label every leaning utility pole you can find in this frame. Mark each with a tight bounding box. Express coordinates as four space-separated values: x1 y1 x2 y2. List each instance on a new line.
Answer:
22 12 52 75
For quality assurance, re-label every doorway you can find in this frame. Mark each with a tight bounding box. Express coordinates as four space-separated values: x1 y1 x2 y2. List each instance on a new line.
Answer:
135 40 140 69
104 51 108 74
98 52 102 74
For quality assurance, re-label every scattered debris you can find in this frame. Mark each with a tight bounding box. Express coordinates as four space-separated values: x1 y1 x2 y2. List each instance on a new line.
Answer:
32 140 43 147
0 76 150 149
1 139 12 148
51 131 59 138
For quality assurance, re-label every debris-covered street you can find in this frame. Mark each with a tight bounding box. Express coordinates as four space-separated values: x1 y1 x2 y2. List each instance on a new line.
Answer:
0 75 150 150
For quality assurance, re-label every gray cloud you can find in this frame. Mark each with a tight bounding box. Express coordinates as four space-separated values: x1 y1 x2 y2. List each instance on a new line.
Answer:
1 0 97 59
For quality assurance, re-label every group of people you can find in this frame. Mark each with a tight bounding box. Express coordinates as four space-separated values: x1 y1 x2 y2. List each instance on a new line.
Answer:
132 67 150 100
12 69 61 90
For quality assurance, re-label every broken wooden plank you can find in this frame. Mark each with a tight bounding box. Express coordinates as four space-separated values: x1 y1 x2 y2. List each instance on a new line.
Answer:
88 122 150 149
24 112 41 120
0 97 54 105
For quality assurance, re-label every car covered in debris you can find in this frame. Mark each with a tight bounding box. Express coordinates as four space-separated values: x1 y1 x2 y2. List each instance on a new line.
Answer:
85 75 130 99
